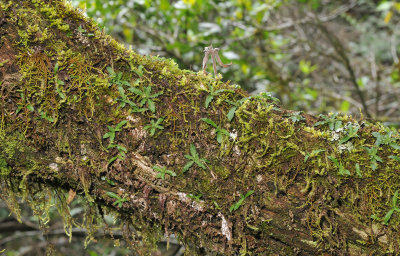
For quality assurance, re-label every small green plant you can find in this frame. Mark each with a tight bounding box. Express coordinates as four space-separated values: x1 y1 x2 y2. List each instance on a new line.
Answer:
103 120 128 144
107 144 127 165
328 156 351 176
144 118 164 136
201 118 229 144
304 149 325 163
106 192 128 208
373 131 400 150
225 98 246 122
229 190 254 212
389 155 400 162
101 176 115 186
187 193 202 201
383 190 400 225
339 123 359 144
153 165 176 180
355 163 363 178
313 113 343 131
364 146 382 171
205 84 229 109
287 111 305 123
183 144 208 173
129 85 163 113
107 66 131 88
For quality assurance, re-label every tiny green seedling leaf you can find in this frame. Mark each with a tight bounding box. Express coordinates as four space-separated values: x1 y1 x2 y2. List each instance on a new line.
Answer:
328 156 351 176
103 120 128 144
201 118 229 144
339 124 359 144
106 191 128 208
229 190 254 212
129 85 162 113
153 165 176 180
304 149 325 163
187 193 202 201
144 118 164 136
383 190 400 225
183 144 208 172
204 84 228 109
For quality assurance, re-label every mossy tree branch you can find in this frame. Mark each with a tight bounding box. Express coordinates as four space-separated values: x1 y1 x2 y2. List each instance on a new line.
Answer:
1 0 400 255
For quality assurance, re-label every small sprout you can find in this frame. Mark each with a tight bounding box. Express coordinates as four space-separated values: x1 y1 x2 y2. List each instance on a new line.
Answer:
205 84 227 109
117 85 136 108
213 201 222 210
103 120 128 144
187 193 202 201
225 98 246 122
383 190 400 225
364 146 382 171
304 149 325 163
77 25 86 33
101 176 115 186
107 66 131 88
27 104 34 112
201 118 229 144
153 165 176 180
288 111 305 123
129 85 163 113
373 131 400 150
106 192 128 208
355 163 362 178
328 156 351 176
229 190 254 212
183 144 208 173
39 110 54 122
339 123 359 144
313 113 343 131
107 144 127 165
144 118 164 136
133 65 144 77
389 155 400 162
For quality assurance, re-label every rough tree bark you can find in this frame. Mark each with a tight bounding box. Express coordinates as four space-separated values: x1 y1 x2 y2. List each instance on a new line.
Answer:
1 0 400 255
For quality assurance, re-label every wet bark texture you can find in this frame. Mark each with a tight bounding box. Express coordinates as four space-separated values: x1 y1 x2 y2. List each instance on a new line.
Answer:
1 0 400 255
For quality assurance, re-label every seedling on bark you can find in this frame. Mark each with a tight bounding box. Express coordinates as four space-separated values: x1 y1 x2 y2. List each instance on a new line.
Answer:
106 192 128 208
328 156 350 176
153 165 176 180
225 98 246 122
144 118 164 136
201 118 229 144
183 144 208 173
107 66 130 88
229 190 254 212
187 193 202 201
383 190 400 225
205 84 229 109
364 146 382 171
103 120 128 144
129 85 163 113
107 144 127 165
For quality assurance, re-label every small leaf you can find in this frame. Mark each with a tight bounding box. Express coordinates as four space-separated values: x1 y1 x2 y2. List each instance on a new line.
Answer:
227 106 237 121
148 100 155 113
27 104 34 112
183 161 194 173
383 208 395 225
201 118 217 127
205 95 213 108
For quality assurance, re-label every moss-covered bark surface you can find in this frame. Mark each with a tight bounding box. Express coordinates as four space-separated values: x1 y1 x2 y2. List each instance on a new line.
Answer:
1 0 400 255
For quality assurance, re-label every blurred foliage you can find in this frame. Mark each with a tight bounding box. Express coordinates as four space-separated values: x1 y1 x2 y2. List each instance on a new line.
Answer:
70 0 400 124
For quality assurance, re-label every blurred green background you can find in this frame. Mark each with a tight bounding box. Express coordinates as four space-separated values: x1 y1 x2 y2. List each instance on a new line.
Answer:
2 0 400 255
